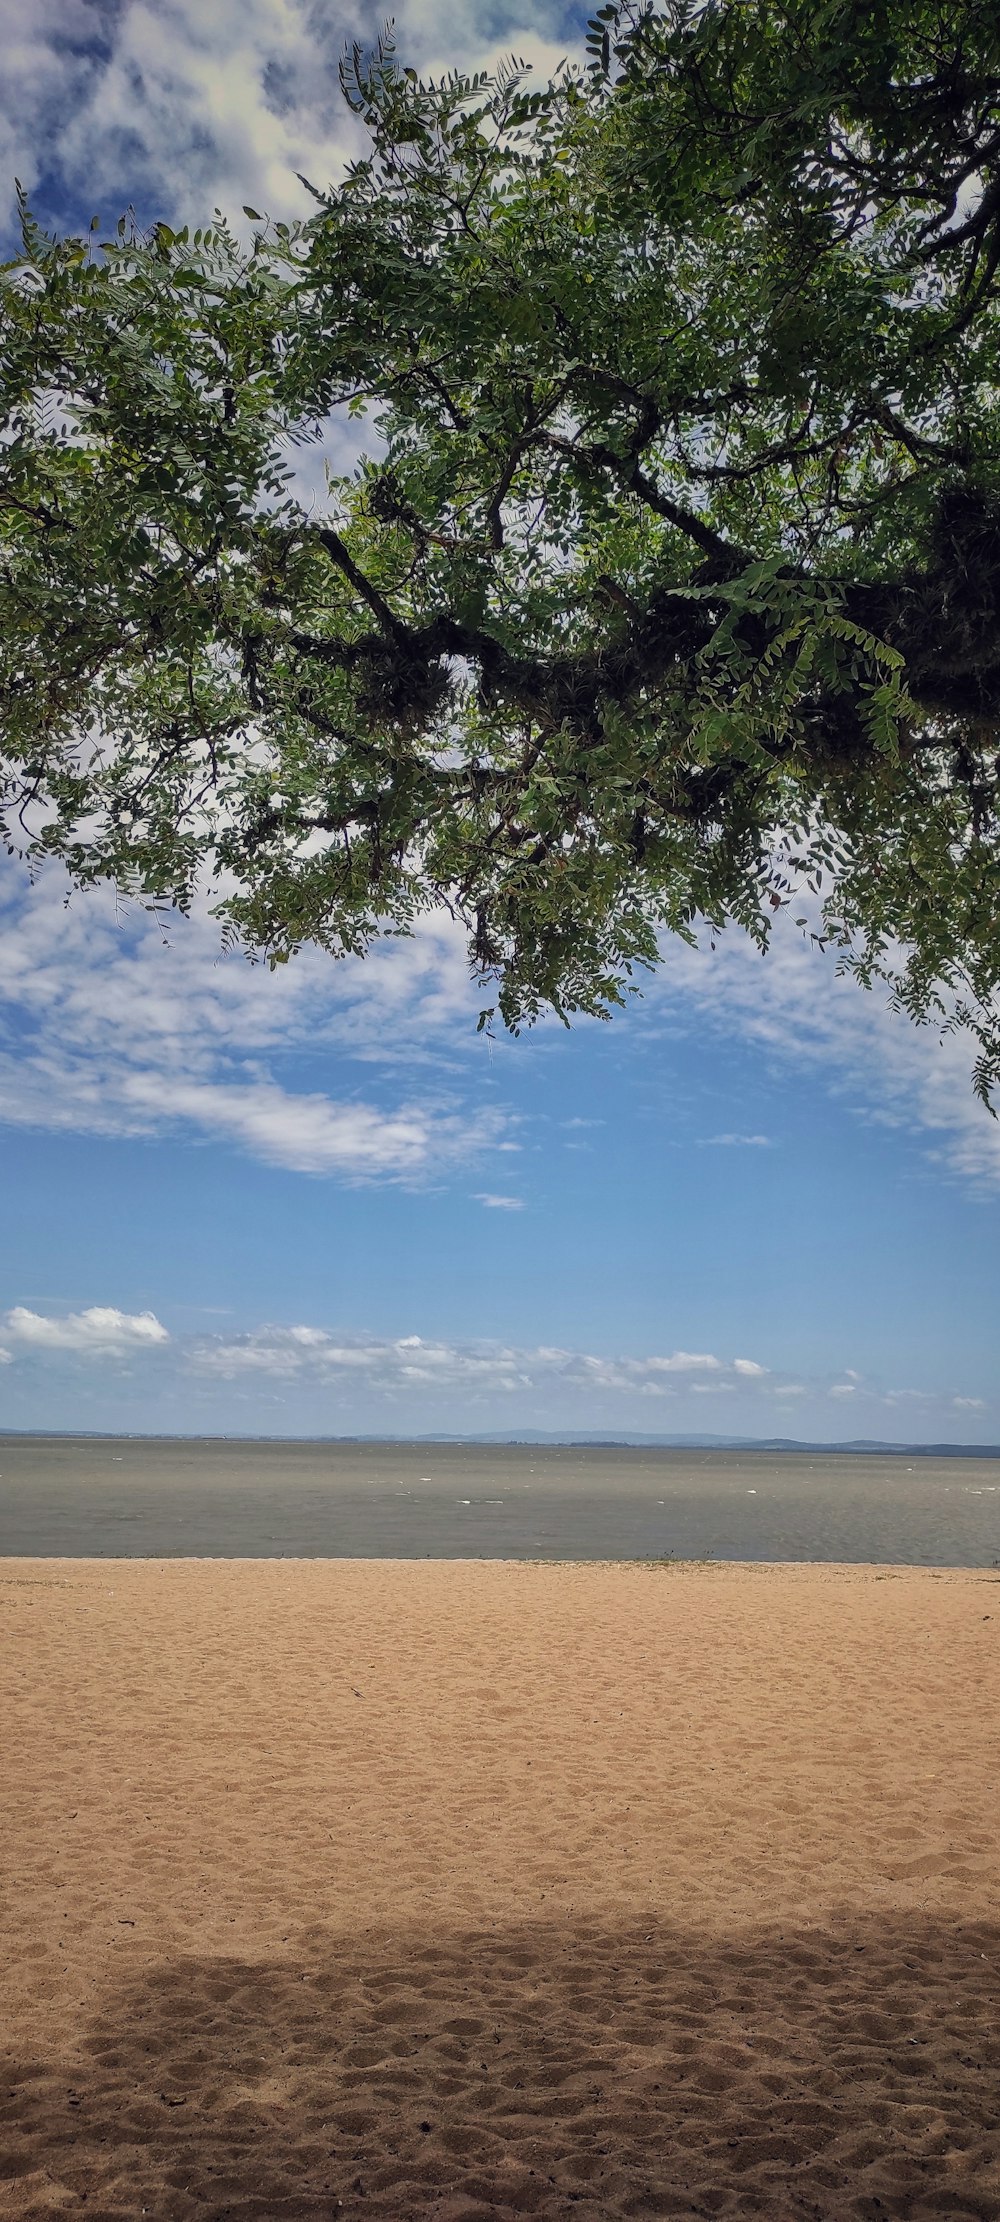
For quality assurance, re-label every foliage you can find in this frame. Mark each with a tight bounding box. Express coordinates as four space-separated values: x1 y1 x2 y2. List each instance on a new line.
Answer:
2 3 1000 1085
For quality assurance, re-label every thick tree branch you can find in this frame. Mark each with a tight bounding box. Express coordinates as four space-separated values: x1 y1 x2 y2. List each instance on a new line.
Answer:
314 526 410 643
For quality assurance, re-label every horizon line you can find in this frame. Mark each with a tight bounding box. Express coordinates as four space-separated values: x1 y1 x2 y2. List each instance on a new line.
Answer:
1 1428 998 1457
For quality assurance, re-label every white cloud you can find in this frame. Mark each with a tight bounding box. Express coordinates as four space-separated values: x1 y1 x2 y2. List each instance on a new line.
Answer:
188 1329 770 1397
474 1192 525 1210
1 1304 988 1422
46 0 359 233
645 1351 723 1373
4 1304 169 1353
118 1071 502 1177
0 1345 12 1364
0 0 577 241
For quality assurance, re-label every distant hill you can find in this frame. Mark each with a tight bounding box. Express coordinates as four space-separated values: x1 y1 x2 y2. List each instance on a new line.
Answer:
2 1428 998 1455
406 1433 1000 1455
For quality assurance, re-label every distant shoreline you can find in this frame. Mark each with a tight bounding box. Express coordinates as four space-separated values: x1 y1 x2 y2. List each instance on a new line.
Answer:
1 1427 998 1456
3 1435 998 1560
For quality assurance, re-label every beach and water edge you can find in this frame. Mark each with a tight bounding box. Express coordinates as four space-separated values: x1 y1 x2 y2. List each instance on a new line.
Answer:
3 1434 1000 1564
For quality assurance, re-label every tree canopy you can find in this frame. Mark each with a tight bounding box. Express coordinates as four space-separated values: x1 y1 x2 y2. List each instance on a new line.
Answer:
3 1 1000 1083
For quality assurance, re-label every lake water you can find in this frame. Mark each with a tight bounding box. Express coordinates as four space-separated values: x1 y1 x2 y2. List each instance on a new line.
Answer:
1 1435 998 1564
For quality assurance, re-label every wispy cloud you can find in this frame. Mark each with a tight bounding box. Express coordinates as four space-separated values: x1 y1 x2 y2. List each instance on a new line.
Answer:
652 912 1000 1191
3 850 1000 1199
114 1072 503 1178
0 861 509 1179
698 1132 774 1149
474 1192 525 1211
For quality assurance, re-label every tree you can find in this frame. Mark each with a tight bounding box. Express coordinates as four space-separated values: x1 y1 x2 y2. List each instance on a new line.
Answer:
2 1 1000 1086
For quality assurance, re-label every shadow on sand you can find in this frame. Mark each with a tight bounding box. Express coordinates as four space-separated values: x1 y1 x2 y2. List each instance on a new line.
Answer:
3 1912 998 2220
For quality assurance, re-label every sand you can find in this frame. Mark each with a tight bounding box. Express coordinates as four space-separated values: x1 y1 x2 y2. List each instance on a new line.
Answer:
1 1559 999 2221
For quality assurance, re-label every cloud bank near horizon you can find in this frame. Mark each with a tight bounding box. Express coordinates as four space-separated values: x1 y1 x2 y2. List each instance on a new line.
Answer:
0 1307 989 1426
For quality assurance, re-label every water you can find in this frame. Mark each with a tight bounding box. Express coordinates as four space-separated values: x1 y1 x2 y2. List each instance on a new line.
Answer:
1 1435 998 1563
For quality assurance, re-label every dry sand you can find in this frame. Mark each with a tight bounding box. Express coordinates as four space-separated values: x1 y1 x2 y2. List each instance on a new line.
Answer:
1 1558 999 2221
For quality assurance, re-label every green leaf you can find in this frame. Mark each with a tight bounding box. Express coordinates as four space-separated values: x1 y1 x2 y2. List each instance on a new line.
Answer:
1 1 999 1090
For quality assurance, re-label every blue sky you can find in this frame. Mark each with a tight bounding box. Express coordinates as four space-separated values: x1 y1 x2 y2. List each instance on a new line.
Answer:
0 0 997 1442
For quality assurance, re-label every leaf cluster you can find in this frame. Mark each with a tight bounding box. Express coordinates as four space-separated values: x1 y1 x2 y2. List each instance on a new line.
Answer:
2 3 1000 1085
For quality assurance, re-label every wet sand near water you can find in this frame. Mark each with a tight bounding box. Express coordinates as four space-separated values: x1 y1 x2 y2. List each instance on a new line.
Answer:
2 1557 999 2219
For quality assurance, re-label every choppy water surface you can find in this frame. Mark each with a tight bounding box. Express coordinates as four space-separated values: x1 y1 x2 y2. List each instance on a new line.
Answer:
1 1435 998 1563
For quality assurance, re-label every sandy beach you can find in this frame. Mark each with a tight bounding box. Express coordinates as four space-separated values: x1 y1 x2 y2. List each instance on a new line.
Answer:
2 1557 998 2220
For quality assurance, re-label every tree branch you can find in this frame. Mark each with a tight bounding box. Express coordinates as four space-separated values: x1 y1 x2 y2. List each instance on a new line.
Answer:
314 526 410 643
